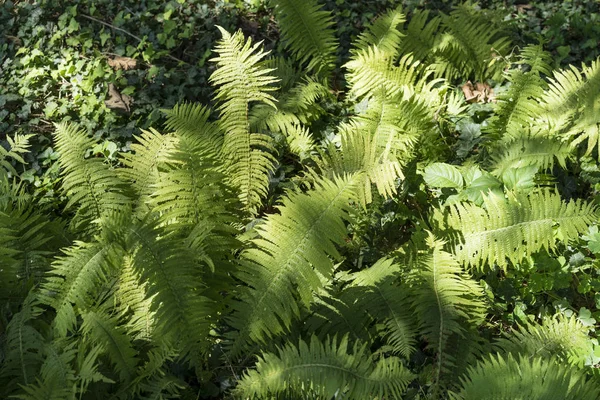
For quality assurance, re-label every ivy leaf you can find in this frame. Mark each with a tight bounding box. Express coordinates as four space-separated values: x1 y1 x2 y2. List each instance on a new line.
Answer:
578 307 596 327
582 225 600 254
423 163 463 189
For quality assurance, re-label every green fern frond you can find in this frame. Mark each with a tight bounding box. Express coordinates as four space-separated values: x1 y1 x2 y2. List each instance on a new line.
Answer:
38 240 123 337
119 128 177 214
268 0 337 75
542 57 600 156
486 44 552 142
0 294 46 394
54 122 131 232
345 47 433 100
126 220 215 363
0 205 60 303
433 4 511 82
0 133 32 177
408 232 486 391
397 10 441 63
227 174 360 353
451 353 600 400
115 253 156 341
81 309 138 382
162 102 223 154
210 27 279 214
495 315 593 367
489 133 572 176
235 335 414 399
349 258 417 358
352 5 405 56
435 191 597 269
320 94 432 206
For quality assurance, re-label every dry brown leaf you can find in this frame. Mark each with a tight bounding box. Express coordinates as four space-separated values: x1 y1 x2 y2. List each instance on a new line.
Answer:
461 81 496 103
108 56 137 71
104 83 132 112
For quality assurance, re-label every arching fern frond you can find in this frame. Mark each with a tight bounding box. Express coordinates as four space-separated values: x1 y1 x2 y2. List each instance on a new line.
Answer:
210 27 279 214
320 94 433 206
397 10 441 64
0 294 46 395
434 191 597 269
345 47 432 101
352 5 405 56
227 174 360 354
126 220 216 364
408 232 486 392
495 315 593 368
0 133 32 178
54 122 131 233
162 102 223 155
119 128 177 213
486 44 552 143
451 353 600 400
81 309 138 382
235 335 414 399
489 132 572 176
433 4 511 82
542 57 600 156
268 0 337 76
38 240 123 337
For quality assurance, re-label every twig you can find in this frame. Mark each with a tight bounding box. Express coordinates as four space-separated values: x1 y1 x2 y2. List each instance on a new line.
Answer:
80 14 188 65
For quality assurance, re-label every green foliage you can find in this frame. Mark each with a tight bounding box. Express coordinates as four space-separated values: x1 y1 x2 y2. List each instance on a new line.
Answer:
2 2 600 399
236 335 413 399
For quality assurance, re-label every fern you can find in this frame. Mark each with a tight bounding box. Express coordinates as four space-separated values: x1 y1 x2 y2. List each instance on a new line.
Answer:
235 335 414 399
495 315 593 368
210 27 279 214
542 57 600 156
54 122 131 232
434 190 597 269
227 174 360 353
267 0 337 75
408 232 486 393
489 133 571 176
486 44 552 143
352 5 405 56
451 353 600 400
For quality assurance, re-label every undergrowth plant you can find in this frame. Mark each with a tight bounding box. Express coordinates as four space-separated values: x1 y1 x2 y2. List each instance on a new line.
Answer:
1 1 600 399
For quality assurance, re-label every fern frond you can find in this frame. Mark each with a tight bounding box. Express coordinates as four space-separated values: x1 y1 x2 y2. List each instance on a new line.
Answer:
114 253 156 341
0 294 46 394
54 122 131 232
435 191 597 269
210 27 279 214
162 102 223 154
490 133 571 176
408 232 486 391
227 174 360 353
542 57 600 156
495 315 593 367
81 309 138 382
268 0 337 75
350 258 417 358
397 10 441 63
235 335 414 399
433 4 511 82
486 45 552 142
352 5 405 56
38 240 122 337
320 94 432 206
345 47 433 100
126 220 215 363
0 133 32 177
452 353 600 400
119 128 177 211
